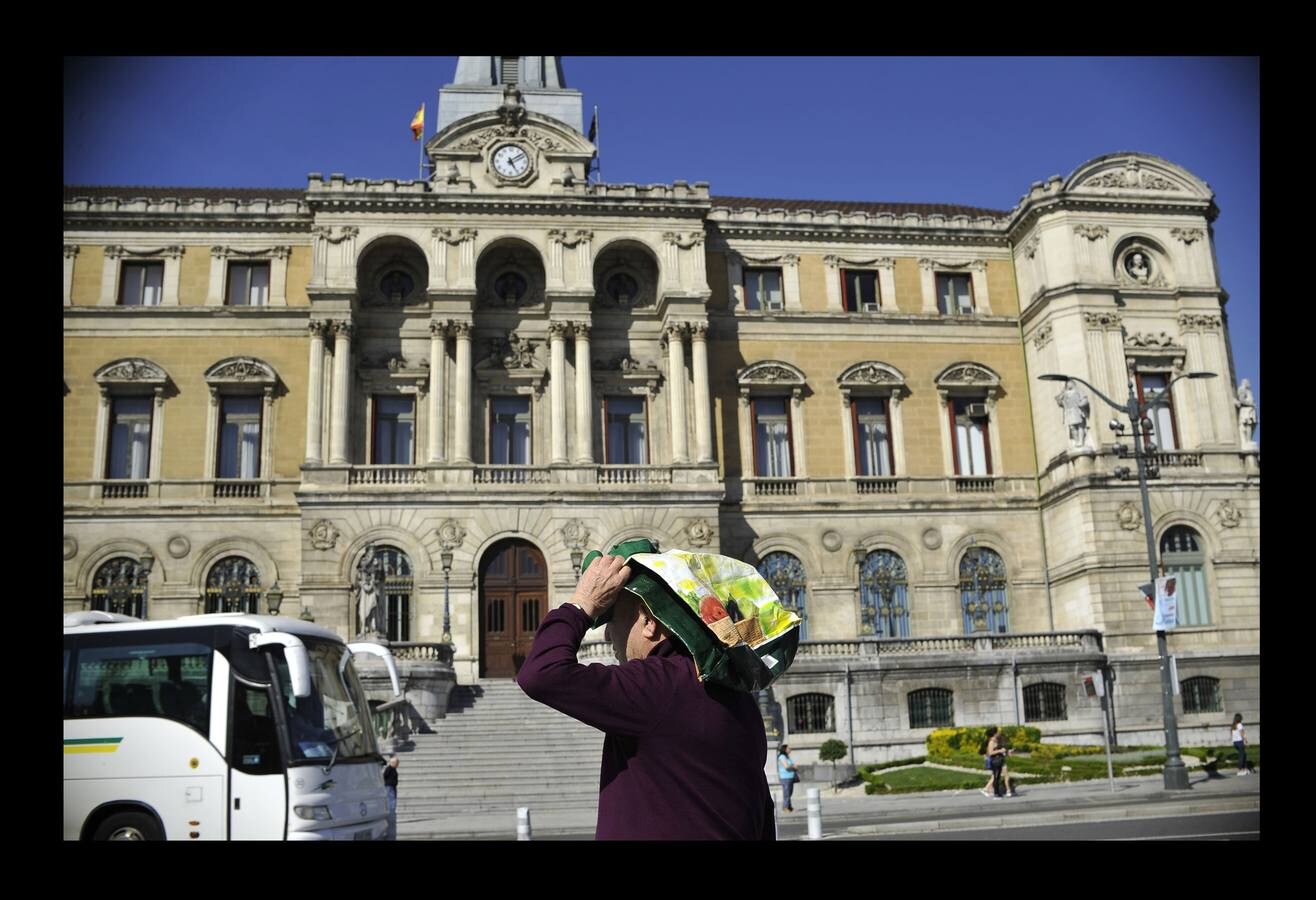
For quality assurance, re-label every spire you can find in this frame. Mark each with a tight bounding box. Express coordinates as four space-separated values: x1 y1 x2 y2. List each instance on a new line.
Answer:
439 56 583 134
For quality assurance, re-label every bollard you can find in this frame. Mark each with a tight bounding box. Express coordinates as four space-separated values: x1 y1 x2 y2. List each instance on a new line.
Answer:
806 787 822 840
517 806 532 841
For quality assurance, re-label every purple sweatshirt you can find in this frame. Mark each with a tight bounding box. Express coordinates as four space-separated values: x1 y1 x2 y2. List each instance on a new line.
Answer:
517 604 775 840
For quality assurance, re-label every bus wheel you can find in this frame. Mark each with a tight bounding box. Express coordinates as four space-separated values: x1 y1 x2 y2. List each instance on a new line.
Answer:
93 812 162 841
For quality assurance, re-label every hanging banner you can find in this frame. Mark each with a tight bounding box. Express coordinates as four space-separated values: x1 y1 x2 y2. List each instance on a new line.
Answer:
1153 575 1179 631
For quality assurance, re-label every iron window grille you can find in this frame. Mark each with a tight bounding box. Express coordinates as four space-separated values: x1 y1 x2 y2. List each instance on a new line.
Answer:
1023 682 1068 722
205 556 262 614
90 557 148 618
960 547 1008 634
759 551 808 639
908 688 954 729
787 693 835 734
858 550 909 637
1181 676 1222 714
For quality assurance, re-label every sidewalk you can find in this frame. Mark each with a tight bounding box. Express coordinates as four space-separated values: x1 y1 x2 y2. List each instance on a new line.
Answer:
396 768 1259 840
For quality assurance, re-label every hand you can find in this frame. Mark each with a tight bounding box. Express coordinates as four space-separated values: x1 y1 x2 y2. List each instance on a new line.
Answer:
573 554 631 621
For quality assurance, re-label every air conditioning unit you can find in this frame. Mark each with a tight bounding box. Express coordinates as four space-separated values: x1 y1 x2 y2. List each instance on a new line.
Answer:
966 403 989 418
765 297 784 311
862 301 880 312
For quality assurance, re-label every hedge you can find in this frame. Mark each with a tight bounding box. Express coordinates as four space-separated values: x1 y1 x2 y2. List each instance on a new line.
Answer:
925 726 1041 758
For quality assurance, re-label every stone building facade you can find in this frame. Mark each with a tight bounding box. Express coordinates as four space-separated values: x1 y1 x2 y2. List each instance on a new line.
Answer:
63 57 1259 763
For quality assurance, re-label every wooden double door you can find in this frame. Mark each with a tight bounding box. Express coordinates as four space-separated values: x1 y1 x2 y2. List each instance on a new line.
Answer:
479 539 547 677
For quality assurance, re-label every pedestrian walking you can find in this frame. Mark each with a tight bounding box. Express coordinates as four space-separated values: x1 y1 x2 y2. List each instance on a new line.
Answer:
1231 713 1253 776
777 744 798 812
383 754 399 839
983 727 1011 798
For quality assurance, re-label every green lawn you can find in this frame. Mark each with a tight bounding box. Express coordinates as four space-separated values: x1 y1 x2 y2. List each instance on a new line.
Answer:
864 766 988 794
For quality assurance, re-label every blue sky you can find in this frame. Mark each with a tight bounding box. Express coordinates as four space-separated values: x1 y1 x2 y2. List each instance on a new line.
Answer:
64 56 1259 440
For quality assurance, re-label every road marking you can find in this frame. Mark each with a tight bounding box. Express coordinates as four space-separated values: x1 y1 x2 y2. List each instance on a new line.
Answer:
1105 830 1259 841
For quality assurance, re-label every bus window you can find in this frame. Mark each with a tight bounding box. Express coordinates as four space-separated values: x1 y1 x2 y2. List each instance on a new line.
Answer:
70 642 211 733
231 680 282 775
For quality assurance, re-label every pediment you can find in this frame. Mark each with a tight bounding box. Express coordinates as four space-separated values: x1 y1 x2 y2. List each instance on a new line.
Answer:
838 361 906 388
935 362 1001 389
204 357 278 386
95 358 169 386
1066 152 1212 201
738 360 807 387
430 110 595 160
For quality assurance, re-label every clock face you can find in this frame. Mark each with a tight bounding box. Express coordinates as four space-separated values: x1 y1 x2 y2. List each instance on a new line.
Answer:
492 144 530 178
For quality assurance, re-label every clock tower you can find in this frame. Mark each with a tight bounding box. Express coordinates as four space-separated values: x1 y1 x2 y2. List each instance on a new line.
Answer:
438 56 585 134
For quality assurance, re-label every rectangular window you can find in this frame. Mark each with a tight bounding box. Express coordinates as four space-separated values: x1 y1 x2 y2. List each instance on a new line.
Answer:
752 397 793 477
951 398 992 476
853 397 894 476
69 641 212 734
106 396 152 479
1136 372 1179 451
217 396 262 479
371 395 415 465
937 273 974 315
490 396 531 464
605 396 647 464
743 268 783 311
841 270 879 312
226 261 270 306
119 262 163 306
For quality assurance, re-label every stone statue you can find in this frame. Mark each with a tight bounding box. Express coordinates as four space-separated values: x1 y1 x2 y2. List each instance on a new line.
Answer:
1125 252 1150 282
355 544 384 638
1236 378 1257 448
1055 379 1091 449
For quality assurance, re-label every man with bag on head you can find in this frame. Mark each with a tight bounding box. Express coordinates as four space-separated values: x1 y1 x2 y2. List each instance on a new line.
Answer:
517 539 800 840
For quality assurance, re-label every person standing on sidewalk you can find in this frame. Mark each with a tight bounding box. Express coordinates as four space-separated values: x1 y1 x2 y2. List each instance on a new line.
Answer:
777 745 798 812
1231 714 1251 776
383 755 399 839
985 727 1010 798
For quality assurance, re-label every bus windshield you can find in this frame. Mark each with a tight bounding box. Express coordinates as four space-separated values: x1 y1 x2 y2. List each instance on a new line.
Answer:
274 639 376 765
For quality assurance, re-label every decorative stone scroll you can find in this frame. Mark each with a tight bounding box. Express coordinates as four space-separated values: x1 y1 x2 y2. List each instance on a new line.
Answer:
1117 502 1143 532
309 519 340 551
436 520 466 552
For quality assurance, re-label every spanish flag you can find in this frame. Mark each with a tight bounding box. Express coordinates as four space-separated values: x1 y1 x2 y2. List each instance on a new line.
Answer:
410 104 425 141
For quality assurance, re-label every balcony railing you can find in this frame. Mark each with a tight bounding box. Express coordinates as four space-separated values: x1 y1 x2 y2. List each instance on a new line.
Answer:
597 465 674 485
388 642 454 665
955 477 996 493
795 630 1104 658
213 480 263 498
855 477 899 495
748 477 798 496
348 466 427 486
1154 452 1203 468
101 481 148 499
473 465 553 485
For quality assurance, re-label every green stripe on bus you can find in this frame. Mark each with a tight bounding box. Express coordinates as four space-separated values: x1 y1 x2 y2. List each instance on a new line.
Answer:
64 737 124 745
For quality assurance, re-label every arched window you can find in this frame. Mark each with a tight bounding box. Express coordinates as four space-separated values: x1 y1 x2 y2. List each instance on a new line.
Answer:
205 556 262 614
758 552 808 639
859 550 909 638
787 693 834 734
1181 676 1222 714
359 546 414 642
908 688 954 729
960 547 1008 634
1160 526 1210 626
90 557 147 618
1024 682 1068 722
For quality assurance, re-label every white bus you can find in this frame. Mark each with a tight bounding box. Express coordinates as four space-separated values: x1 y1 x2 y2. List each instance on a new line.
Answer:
64 611 402 841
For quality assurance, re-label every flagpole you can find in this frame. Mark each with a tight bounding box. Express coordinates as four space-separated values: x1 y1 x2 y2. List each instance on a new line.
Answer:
417 107 424 181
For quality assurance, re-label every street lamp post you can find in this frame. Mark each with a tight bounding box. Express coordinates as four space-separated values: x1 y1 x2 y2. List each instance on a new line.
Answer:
1040 369 1216 791
441 551 453 644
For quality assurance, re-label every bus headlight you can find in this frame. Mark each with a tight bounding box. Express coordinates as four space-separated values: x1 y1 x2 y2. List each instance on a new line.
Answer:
294 805 333 821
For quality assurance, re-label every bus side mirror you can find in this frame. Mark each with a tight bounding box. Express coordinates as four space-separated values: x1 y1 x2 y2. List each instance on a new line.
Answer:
249 632 312 698
348 642 402 697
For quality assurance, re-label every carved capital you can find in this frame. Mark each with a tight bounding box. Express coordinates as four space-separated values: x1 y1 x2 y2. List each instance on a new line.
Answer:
547 321 571 340
573 322 591 340
64 244 80 259
1022 236 1040 259
1073 224 1109 241
917 258 936 271
103 244 126 259
1178 313 1222 332
1171 227 1205 244
450 321 472 338
1032 323 1053 349
333 320 354 338
822 255 841 269
689 322 709 341
1083 311 1123 330
319 226 358 245
429 319 451 338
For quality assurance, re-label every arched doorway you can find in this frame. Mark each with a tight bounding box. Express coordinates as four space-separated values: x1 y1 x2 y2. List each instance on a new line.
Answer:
479 539 547 677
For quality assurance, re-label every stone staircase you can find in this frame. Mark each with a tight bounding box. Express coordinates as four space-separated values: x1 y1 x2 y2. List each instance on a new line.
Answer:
393 679 605 820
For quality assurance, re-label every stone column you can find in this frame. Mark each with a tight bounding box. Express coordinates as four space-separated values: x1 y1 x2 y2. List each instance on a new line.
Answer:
549 321 569 464
665 323 690 463
329 321 353 465
64 244 78 306
690 323 713 463
91 388 111 496
305 321 326 464
428 321 448 464
452 322 473 463
573 323 594 463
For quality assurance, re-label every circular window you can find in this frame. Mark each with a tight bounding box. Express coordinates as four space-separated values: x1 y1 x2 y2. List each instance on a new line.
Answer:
494 271 528 304
381 270 414 301
606 273 639 306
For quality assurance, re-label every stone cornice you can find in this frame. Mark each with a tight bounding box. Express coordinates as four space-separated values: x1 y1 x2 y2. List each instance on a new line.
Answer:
707 217 1010 248
1005 193 1217 243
